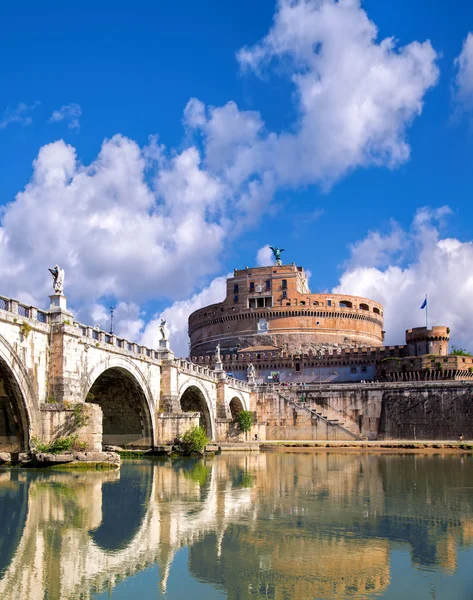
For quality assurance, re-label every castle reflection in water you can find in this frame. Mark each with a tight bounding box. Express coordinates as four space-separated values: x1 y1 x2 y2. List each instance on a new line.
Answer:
1 453 473 600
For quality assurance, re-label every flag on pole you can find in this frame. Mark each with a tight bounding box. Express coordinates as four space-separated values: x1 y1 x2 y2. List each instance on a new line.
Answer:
420 298 427 309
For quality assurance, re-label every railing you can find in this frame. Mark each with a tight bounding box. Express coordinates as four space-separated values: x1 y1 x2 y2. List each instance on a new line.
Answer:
0 294 50 325
176 358 219 379
37 310 48 323
226 376 251 391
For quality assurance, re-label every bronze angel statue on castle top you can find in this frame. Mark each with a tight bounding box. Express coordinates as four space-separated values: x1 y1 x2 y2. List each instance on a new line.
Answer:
269 246 285 266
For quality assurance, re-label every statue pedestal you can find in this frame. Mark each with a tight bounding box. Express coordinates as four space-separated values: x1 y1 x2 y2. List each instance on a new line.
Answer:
247 375 256 386
48 294 74 323
214 360 223 371
157 339 170 352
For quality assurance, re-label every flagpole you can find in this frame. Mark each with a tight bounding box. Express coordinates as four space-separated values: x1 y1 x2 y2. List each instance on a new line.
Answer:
425 294 428 329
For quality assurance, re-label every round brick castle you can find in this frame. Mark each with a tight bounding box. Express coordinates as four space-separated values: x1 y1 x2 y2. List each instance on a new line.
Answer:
189 263 385 357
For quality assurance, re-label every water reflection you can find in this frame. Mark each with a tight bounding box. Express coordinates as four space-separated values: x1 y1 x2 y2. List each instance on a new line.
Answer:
0 453 472 599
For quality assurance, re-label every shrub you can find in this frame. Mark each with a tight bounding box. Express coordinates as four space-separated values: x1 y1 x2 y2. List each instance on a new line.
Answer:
451 346 472 357
236 411 254 432
178 426 208 455
32 434 88 454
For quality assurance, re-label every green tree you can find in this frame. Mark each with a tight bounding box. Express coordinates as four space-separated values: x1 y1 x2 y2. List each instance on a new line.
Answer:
236 411 254 432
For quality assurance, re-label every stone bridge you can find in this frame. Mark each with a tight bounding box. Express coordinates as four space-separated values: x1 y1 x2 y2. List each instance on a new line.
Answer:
0 292 252 452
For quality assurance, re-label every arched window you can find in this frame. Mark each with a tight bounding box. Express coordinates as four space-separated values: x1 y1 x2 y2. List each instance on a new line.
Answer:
373 307 380 314
339 300 353 308
359 303 369 311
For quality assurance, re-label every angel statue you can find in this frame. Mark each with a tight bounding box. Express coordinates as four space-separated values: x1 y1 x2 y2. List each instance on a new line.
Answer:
159 318 169 341
215 343 221 361
48 265 65 294
247 363 256 379
269 246 285 266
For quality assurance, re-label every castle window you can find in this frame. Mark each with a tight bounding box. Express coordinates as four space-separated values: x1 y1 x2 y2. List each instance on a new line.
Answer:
313 301 319 306
295 363 301 372
300 301 305 306
266 279 271 290
250 282 255 292
360 303 369 311
282 290 287 299
233 283 239 294
282 279 287 290
373 307 380 314
327 300 332 307
234 295 239 304
339 300 352 308
286 302 291 306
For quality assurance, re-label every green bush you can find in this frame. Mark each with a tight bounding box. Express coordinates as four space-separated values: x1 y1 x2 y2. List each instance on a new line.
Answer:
451 346 472 357
178 426 208 455
32 435 88 454
236 411 254 432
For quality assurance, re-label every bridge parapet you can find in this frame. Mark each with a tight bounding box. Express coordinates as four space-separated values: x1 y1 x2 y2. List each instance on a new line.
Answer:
0 294 49 324
175 358 219 382
225 376 251 392
72 320 162 363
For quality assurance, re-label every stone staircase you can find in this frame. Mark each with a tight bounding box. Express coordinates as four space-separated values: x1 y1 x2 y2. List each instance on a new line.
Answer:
275 390 363 440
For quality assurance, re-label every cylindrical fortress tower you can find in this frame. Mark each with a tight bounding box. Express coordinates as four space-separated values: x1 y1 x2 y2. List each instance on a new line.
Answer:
405 326 450 356
189 264 384 357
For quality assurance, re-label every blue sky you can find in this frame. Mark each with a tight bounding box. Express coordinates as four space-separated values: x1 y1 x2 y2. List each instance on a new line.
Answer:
1 0 473 356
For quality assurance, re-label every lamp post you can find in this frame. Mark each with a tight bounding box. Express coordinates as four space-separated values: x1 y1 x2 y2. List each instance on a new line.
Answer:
109 306 114 335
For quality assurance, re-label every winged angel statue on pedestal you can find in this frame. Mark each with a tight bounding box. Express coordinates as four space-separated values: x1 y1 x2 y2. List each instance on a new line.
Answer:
269 246 285 266
48 265 65 294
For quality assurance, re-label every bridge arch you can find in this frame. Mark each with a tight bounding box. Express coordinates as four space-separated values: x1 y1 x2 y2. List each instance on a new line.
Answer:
85 357 155 448
0 335 39 451
229 396 245 420
178 381 215 440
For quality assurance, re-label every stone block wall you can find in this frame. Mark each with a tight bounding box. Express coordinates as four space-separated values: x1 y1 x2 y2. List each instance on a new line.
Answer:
379 384 473 440
155 413 200 444
254 382 473 441
40 403 102 451
215 419 266 442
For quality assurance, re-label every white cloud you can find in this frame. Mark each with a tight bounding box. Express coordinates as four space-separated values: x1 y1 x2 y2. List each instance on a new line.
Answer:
236 0 439 185
0 135 229 307
49 103 82 130
334 208 473 350
141 274 229 358
85 301 144 341
0 102 39 130
454 33 473 112
256 245 274 266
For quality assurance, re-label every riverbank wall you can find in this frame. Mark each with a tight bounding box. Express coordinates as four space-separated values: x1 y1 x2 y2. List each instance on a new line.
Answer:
253 381 473 441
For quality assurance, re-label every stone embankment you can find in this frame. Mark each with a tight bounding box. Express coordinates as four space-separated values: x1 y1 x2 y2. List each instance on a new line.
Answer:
0 451 120 468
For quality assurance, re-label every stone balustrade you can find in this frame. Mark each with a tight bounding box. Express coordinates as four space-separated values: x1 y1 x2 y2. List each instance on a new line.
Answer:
0 294 49 324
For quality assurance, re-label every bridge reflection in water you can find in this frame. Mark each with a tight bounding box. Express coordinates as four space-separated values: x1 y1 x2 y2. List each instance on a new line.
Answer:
1 453 473 599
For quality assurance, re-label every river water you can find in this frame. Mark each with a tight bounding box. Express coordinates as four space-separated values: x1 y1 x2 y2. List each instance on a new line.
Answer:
1 452 473 600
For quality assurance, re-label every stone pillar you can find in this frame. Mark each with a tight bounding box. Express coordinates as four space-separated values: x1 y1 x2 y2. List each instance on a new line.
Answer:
159 359 180 412
48 324 83 404
48 293 74 324
216 379 231 419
